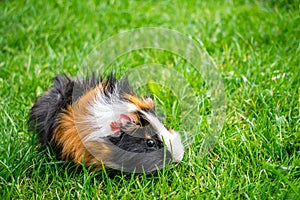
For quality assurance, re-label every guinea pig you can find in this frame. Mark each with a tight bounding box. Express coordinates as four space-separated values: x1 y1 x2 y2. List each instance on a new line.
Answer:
29 73 184 173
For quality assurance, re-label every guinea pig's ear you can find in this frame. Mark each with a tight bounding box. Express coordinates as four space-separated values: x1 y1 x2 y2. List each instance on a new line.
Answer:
119 114 136 124
110 113 136 133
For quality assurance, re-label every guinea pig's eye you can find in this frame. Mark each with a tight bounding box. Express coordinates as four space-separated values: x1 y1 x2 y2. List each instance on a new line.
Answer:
146 139 155 147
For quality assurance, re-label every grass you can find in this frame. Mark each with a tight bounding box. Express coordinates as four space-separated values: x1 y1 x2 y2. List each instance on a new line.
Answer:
0 0 299 199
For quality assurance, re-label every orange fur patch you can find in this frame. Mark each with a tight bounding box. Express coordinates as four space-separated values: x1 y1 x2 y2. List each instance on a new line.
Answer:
124 94 154 110
52 87 111 168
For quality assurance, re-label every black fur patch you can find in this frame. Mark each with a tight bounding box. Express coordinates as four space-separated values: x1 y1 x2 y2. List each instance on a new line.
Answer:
29 75 74 147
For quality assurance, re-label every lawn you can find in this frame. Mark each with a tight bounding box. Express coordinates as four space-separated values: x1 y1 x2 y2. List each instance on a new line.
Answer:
0 0 299 199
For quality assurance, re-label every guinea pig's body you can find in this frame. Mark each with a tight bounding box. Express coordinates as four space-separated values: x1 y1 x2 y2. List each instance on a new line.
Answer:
29 73 184 173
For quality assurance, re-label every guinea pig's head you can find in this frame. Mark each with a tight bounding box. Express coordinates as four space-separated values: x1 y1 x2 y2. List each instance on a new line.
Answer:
102 110 184 173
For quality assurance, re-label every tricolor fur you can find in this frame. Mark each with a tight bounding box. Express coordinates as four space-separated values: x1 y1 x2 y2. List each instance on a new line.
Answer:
29 73 184 173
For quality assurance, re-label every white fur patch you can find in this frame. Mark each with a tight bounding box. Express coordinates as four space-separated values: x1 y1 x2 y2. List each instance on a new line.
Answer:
81 86 139 141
